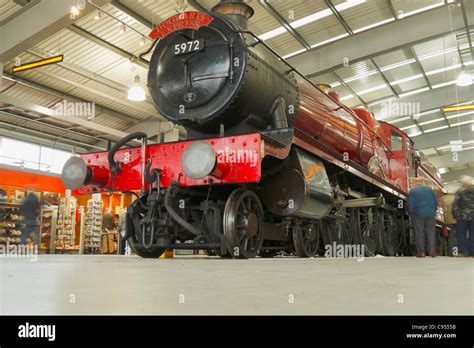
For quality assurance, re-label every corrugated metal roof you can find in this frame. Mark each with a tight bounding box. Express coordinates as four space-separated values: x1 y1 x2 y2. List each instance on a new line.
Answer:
248 1 282 35
265 32 304 56
309 72 338 86
335 59 375 80
419 51 461 72
0 112 102 146
297 15 347 47
75 3 151 57
413 34 458 58
197 0 281 34
373 48 414 68
381 63 422 84
36 28 126 75
1 83 60 107
0 0 21 22
427 66 463 86
268 0 328 22
390 0 444 17
334 0 393 32
394 78 427 94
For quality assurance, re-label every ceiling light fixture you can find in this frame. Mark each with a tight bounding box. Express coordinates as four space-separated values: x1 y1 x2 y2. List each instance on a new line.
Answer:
443 104 474 113
456 71 473 86
69 6 80 19
127 75 146 102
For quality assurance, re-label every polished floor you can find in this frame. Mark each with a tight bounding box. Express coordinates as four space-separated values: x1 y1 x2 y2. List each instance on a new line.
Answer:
0 255 472 315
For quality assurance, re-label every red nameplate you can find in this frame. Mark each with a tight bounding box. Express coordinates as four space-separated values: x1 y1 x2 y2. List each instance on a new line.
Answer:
149 12 214 40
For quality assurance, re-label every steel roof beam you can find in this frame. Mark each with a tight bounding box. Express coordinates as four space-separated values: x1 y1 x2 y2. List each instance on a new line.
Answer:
409 46 433 90
288 4 468 77
429 149 474 168
259 1 311 50
0 122 104 151
68 24 149 69
413 124 473 150
3 73 141 124
10 65 157 119
325 0 353 35
371 83 474 120
0 94 141 144
25 47 157 110
386 0 398 20
0 0 112 63
0 110 107 143
0 0 40 26
111 0 153 29
441 167 474 183
461 0 474 61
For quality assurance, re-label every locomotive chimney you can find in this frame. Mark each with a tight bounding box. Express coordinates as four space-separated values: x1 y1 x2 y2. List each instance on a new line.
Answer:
212 0 254 30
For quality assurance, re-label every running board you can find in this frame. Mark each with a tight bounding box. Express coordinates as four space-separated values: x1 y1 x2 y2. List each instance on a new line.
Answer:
341 196 385 208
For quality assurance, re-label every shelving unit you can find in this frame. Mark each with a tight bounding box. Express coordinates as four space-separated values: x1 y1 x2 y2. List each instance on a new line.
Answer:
0 202 23 244
39 207 58 253
55 196 77 250
84 198 103 254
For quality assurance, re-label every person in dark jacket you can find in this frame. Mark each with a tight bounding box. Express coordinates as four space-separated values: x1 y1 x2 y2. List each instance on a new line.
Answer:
407 178 438 257
19 192 40 245
452 176 474 257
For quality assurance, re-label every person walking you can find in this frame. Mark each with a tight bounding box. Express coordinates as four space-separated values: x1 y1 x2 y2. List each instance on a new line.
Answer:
452 176 474 257
407 178 438 258
19 192 40 245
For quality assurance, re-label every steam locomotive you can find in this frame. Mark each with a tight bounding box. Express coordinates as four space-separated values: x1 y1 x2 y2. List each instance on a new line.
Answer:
61 0 444 259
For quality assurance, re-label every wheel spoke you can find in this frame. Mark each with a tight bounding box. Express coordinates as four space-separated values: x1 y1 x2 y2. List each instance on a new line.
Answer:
239 230 248 242
224 190 263 259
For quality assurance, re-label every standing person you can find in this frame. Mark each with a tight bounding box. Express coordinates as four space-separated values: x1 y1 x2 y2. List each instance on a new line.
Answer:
407 178 438 258
442 192 457 256
452 176 474 257
19 192 40 245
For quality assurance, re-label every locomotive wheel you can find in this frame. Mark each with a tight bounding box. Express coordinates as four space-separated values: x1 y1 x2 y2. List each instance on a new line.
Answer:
321 219 344 247
355 207 377 257
223 189 264 259
126 196 166 259
293 223 320 258
379 210 399 256
129 238 166 259
343 209 355 245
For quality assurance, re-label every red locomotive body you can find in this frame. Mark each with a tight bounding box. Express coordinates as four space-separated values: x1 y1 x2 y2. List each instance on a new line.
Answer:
61 0 443 259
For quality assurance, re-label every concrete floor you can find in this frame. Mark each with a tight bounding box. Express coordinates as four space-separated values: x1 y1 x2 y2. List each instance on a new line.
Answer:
0 255 472 315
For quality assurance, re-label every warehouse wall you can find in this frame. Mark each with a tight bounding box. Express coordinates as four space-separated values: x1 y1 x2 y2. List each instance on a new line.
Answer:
0 166 66 193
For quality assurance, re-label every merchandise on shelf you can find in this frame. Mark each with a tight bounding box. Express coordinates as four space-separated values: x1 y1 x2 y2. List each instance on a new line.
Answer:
84 198 103 253
0 202 24 244
40 207 58 252
55 196 77 249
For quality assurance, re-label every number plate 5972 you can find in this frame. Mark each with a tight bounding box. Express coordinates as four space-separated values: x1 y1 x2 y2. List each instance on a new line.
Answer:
174 39 205 56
